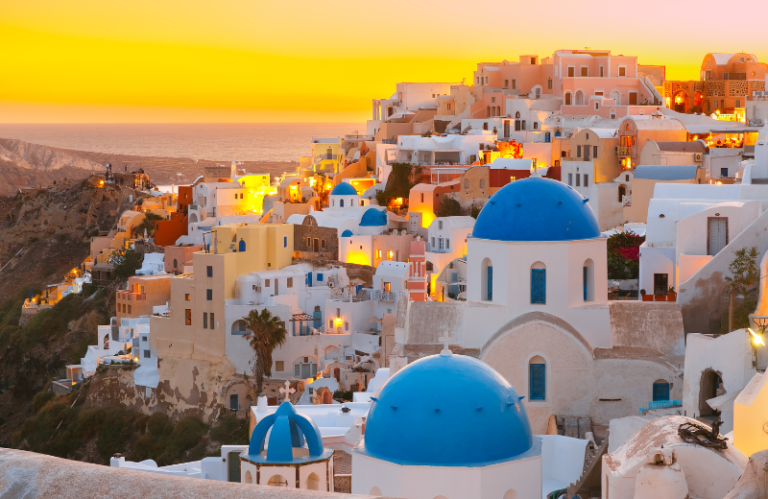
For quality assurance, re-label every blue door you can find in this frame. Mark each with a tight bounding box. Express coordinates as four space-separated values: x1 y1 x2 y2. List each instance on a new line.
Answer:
529 364 546 400
531 269 546 304
653 382 670 401
238 239 245 252
487 266 493 301
307 273 313 288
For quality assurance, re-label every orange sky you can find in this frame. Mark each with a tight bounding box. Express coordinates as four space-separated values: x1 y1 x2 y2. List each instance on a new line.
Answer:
1 0 767 123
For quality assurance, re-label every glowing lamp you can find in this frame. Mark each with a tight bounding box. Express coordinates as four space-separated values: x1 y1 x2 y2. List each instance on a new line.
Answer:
748 328 765 346
134 357 140 362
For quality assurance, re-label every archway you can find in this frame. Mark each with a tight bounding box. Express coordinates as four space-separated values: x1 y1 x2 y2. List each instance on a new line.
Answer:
231 320 247 336
503 490 519 499
699 369 724 418
653 379 670 401
189 212 199 224
267 474 289 487
610 90 621 105
370 487 382 496
481 257 493 301
575 90 584 106
673 90 689 113
307 472 321 490
618 184 627 203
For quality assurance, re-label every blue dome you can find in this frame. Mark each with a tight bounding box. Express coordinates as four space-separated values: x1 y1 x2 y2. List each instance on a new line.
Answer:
472 177 600 242
360 207 387 227
244 402 331 464
363 353 533 466
330 182 357 196
341 229 354 237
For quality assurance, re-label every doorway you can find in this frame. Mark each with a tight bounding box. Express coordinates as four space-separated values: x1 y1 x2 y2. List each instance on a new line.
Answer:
699 369 724 418
229 393 239 411
227 451 241 482
653 273 668 296
707 217 728 256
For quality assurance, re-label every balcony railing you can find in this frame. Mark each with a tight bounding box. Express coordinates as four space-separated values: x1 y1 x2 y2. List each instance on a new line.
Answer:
616 146 632 157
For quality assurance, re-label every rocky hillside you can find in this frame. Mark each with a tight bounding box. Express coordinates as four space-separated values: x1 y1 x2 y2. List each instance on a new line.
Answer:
0 137 298 195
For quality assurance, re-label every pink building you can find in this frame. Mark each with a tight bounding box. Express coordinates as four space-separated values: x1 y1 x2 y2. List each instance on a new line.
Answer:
471 55 554 118
407 240 427 302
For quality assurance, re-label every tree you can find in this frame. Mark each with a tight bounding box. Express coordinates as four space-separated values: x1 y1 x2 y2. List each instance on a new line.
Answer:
242 309 287 398
110 248 144 280
438 196 462 217
724 247 760 331
136 213 165 238
606 231 644 279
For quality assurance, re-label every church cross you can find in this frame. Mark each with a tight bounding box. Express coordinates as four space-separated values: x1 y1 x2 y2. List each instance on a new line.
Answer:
279 380 295 402
438 332 454 356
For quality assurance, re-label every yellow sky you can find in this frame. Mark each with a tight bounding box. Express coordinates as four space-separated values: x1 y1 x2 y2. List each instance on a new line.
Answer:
1 0 767 123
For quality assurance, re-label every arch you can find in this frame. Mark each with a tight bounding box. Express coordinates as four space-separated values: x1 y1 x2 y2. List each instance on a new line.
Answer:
369 487 382 496
653 379 670 402
244 470 253 484
530 262 546 304
575 90 584 106
618 184 627 203
515 111 521 119
610 90 621 105
583 259 594 302
699 369 723 417
306 472 321 490
231 320 247 336
238 239 246 252
481 257 493 301
503 490 519 499
267 474 289 487
672 89 689 113
189 212 199 224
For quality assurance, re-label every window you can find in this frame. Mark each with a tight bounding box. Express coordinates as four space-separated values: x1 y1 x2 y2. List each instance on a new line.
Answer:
173 259 178 269
287 277 293 288
317 273 323 282
736 99 741 108
481 258 493 301
576 174 581 187
531 263 546 304
653 273 669 296
283 236 288 248
206 289 212 300
618 66 626 77
593 145 598 158
265 279 270 287
144 350 151 359
185 293 190 301
438 221 443 230
584 174 589 187
580 67 588 77
376 249 382 259
446 239 450 249
142 336 147 342
504 79 508 88
127 305 132 314
567 66 575 77
547 78 552 90
568 173 573 186
210 313 214 329
529 357 546 400
599 66 604 77
464 179 469 189
583 259 594 301
185 309 192 325
203 312 208 329
231 320 247 335
207 266 213 277
276 361 284 372
345 322 349 331
421 193 424 202
479 179 485 189
512 79 516 90
653 380 670 401
533 122 538 130
577 145 582 158
491 97 496 103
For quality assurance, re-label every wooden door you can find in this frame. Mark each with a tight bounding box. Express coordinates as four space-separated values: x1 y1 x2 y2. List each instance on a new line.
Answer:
708 217 728 255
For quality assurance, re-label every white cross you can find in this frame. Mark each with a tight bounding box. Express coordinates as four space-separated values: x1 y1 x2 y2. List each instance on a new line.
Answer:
438 332 454 357
279 380 295 403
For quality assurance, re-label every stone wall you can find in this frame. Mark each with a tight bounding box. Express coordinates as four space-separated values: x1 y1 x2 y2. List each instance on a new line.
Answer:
293 222 339 260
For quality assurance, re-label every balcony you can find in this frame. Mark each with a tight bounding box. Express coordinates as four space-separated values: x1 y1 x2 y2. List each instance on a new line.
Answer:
616 146 632 157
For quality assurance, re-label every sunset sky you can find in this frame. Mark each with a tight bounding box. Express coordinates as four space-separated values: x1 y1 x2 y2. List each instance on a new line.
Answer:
2 0 767 123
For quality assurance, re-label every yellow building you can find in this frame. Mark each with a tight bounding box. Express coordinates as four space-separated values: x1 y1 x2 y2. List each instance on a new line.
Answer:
733 371 768 457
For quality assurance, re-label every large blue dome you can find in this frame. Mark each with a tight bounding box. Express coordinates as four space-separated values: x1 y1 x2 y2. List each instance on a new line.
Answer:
331 182 357 196
360 207 387 227
362 353 533 466
472 177 600 242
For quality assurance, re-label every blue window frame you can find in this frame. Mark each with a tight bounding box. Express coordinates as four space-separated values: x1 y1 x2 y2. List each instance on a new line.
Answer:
529 364 546 400
206 289 212 301
317 273 324 282
653 381 670 401
238 239 246 252
487 266 493 301
307 273 313 287
531 269 546 304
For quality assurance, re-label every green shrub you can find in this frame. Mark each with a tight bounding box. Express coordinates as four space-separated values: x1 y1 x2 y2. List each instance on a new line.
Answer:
210 413 249 445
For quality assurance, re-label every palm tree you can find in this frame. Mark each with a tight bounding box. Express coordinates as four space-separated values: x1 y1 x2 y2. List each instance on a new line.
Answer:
242 308 287 398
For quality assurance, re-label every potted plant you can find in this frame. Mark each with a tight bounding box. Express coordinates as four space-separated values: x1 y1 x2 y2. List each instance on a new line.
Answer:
667 286 677 302
641 289 653 302
655 289 666 301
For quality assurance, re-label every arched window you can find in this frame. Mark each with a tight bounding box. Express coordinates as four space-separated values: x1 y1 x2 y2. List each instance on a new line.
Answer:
351 198 356 206
481 257 493 301
307 472 321 490
238 239 246 252
653 379 670 402
531 262 546 304
618 184 626 203
610 90 621 105
244 470 253 484
369 487 382 497
479 179 485 189
340 199 344 208
565 92 572 106
529 356 546 401
503 490 519 499
515 111 521 119
231 320 247 335
267 474 289 487
575 90 584 106
189 212 199 224
464 179 469 189
486 106 491 117
583 259 594 301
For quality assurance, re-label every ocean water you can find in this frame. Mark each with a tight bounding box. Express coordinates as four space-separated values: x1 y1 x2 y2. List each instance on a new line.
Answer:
0 123 366 162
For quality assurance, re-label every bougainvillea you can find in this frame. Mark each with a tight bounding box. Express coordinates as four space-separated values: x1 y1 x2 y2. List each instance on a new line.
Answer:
607 231 645 279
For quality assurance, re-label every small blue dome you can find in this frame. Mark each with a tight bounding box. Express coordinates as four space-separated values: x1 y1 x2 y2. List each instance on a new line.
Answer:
244 402 331 464
341 229 354 237
472 177 600 242
362 354 533 466
330 182 357 196
360 207 387 227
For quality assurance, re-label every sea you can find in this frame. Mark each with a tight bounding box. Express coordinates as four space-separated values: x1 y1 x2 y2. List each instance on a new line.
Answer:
0 123 366 162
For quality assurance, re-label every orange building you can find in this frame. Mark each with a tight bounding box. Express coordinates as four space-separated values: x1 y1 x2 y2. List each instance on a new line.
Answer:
153 186 193 246
115 274 172 323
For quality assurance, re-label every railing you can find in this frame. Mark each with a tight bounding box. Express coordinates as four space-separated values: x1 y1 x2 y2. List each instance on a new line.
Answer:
616 146 632 157
638 399 682 414
117 292 147 301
